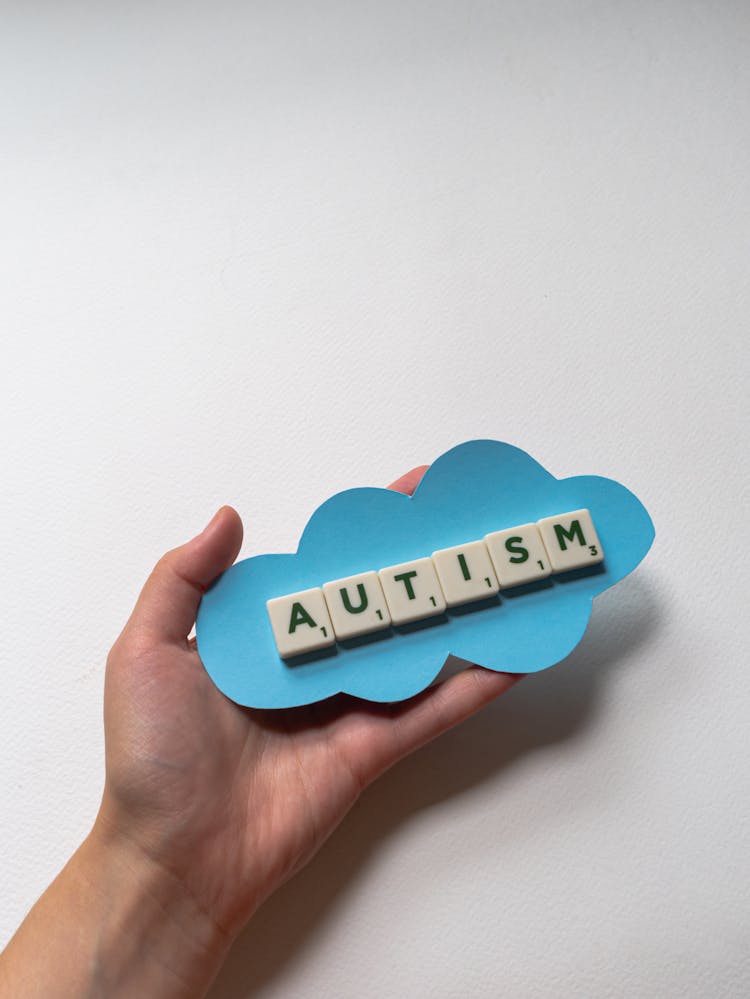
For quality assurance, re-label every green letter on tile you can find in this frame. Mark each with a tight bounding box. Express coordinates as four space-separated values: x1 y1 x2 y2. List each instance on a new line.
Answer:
340 583 369 614
393 571 418 600
457 553 471 580
505 536 529 564
289 602 317 633
554 520 586 551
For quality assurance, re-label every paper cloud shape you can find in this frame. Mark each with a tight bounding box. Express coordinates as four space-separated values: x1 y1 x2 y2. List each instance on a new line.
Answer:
196 440 654 708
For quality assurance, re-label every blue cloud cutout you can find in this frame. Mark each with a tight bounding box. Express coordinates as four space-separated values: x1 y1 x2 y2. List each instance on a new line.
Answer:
196 440 655 708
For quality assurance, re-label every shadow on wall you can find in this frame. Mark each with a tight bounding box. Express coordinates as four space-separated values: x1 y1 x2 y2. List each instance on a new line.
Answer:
208 574 661 999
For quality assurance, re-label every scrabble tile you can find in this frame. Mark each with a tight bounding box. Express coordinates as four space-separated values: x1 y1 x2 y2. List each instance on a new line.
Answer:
485 522 552 588
379 557 446 625
536 508 605 573
266 587 336 659
431 540 499 606
322 571 392 640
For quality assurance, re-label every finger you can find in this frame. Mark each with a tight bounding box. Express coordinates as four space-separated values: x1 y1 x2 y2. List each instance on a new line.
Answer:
388 465 429 496
123 506 244 645
387 667 520 763
332 667 521 789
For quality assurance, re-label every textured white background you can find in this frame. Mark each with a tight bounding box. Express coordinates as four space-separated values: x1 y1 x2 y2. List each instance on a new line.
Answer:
1 2 748 996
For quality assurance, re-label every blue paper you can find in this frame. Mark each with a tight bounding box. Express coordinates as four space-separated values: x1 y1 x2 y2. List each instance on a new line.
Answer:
196 440 655 708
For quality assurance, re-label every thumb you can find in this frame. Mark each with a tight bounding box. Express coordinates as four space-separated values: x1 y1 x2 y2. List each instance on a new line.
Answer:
124 506 244 645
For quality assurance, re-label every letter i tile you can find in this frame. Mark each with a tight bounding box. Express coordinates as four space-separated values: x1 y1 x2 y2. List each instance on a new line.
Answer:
431 540 499 605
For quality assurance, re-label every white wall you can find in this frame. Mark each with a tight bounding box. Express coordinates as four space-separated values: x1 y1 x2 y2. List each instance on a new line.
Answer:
1 2 748 996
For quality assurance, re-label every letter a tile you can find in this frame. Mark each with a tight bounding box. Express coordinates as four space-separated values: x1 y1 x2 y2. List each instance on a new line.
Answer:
266 587 336 659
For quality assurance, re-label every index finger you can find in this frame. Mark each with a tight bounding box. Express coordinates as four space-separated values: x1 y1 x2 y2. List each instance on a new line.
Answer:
387 465 429 496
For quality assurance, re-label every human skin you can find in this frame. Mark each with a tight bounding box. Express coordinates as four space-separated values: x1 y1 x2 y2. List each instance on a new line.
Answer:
0 467 519 997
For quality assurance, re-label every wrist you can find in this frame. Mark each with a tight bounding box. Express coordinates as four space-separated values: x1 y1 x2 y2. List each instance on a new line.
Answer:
72 821 233 997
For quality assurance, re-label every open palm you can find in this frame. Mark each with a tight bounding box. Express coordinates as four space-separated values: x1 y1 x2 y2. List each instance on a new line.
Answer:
98 467 518 940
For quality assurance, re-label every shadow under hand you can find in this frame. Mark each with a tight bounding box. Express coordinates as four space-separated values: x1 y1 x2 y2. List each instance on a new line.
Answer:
208 574 662 998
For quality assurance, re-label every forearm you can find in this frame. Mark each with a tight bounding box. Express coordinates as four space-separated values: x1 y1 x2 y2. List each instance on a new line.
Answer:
0 826 232 999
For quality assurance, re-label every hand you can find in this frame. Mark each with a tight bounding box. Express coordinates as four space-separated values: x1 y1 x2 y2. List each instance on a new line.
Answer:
0 467 519 998
100 466 518 929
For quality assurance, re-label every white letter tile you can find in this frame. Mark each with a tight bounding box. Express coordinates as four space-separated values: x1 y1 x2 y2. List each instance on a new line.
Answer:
485 523 552 588
322 571 391 640
536 509 604 572
431 540 499 606
379 557 446 625
266 587 336 659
